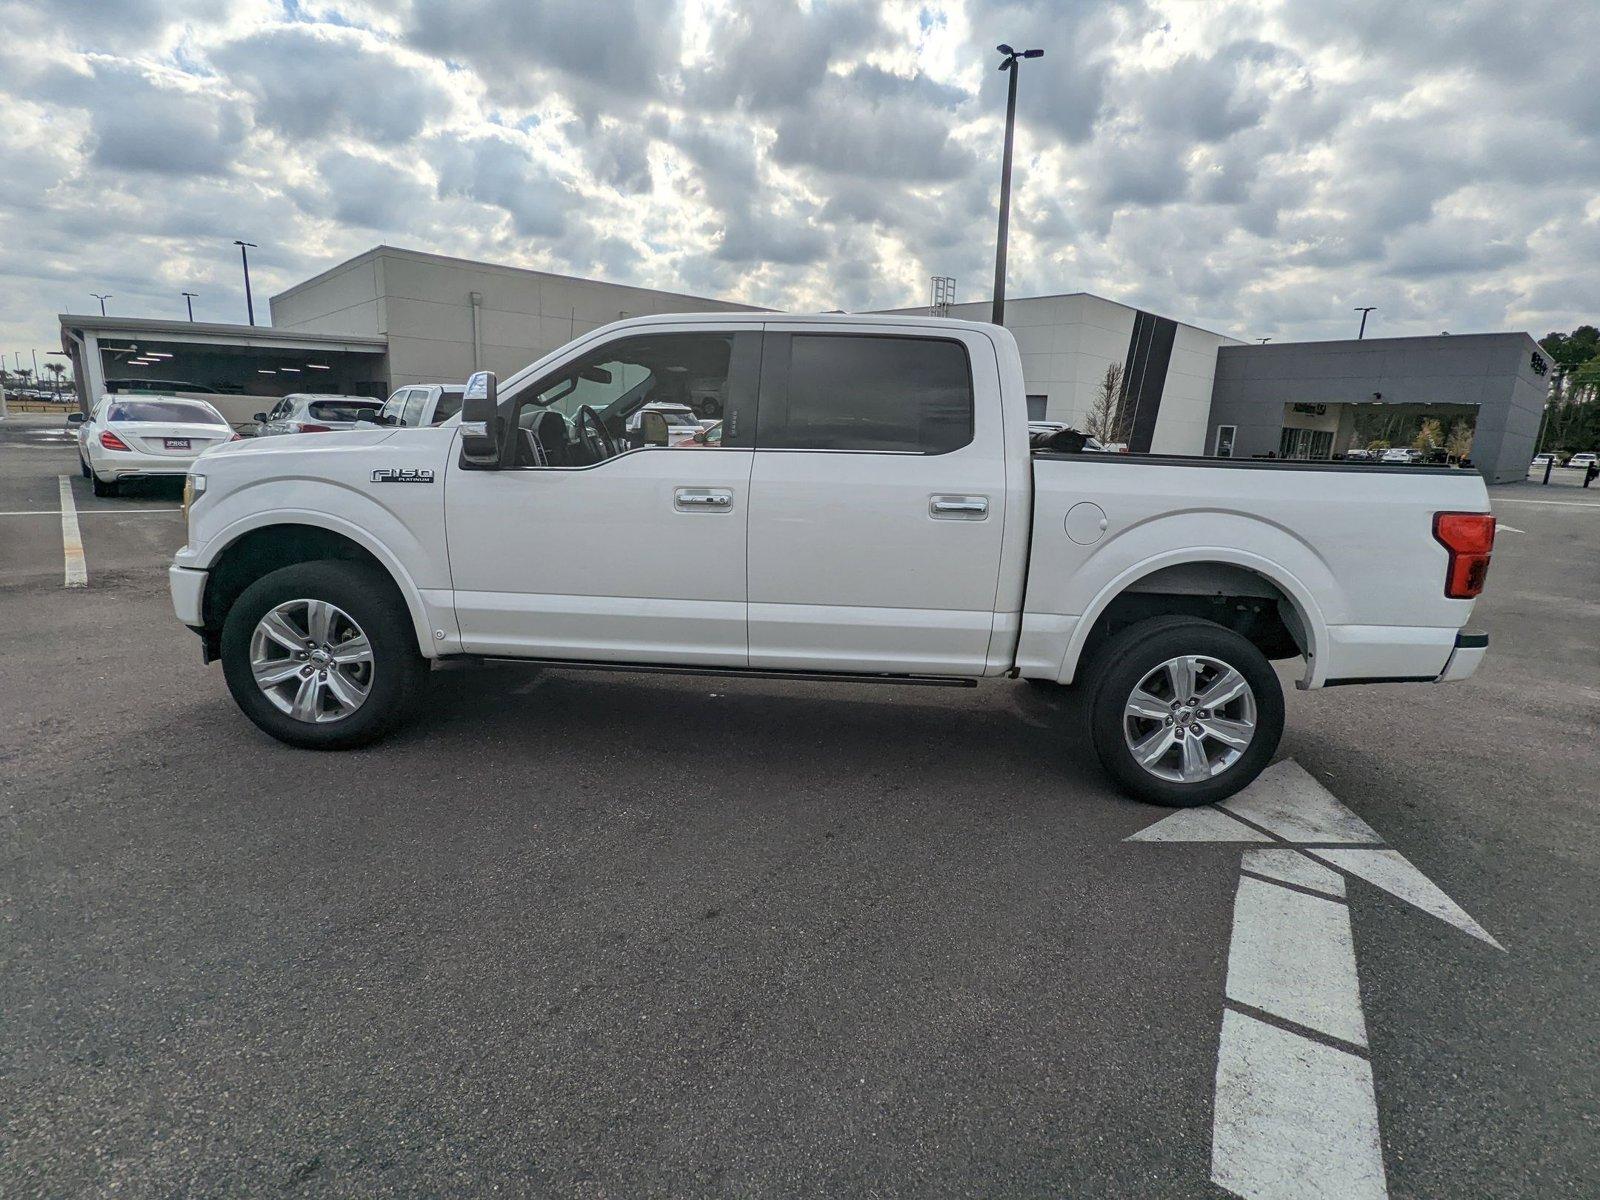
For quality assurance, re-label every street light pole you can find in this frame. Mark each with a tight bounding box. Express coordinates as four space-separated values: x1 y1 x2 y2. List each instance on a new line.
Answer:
182 291 199 321
990 44 1043 327
234 240 258 326
1355 306 1376 339
91 293 111 316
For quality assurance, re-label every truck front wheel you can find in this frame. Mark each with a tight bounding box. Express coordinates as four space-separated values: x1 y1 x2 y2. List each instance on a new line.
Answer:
1084 616 1283 807
220 560 428 750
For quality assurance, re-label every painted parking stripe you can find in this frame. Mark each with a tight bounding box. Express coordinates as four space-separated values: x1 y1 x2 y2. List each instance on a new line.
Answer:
0 507 180 517
1221 760 1383 844
1125 805 1270 842
57 475 87 588
1309 849 1503 949
1493 497 1600 508
1212 1009 1387 1200
1226 874 1368 1049
1242 848 1346 900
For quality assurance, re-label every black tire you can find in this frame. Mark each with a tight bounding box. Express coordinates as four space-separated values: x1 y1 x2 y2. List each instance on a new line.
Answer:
1083 615 1283 807
220 560 428 750
79 455 91 479
91 473 117 497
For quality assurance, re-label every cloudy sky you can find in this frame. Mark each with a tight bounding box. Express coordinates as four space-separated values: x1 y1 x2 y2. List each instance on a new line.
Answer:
1 0 1595 366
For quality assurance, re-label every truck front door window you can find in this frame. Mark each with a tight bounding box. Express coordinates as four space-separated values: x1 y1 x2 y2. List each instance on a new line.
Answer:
507 333 743 468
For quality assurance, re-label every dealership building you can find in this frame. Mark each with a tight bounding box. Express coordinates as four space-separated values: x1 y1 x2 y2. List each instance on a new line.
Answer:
60 244 1546 481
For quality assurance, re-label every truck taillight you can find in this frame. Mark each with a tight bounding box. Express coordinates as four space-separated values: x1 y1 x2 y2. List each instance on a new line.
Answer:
100 430 131 451
1433 512 1495 599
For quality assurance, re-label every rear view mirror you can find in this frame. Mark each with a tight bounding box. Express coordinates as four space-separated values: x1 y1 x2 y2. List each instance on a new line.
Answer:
66 412 86 425
580 366 613 385
459 371 502 468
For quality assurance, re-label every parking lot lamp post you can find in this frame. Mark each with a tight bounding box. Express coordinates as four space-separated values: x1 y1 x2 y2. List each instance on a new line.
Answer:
991 44 1043 327
1355 306 1376 339
233 240 258 326
91 293 111 316
182 291 198 321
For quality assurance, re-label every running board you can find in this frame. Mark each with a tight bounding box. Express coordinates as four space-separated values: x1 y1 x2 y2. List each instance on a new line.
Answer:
472 656 979 689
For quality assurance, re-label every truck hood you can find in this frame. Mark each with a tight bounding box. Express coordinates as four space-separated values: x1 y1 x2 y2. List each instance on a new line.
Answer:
201 427 399 459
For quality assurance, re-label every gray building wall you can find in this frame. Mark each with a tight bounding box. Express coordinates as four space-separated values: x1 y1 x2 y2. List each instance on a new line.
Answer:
270 246 767 390
1208 333 1550 484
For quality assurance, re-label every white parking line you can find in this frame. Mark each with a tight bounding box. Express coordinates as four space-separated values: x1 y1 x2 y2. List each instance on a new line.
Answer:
1226 873 1368 1049
1493 497 1599 508
58 475 87 588
1309 849 1503 949
0 507 179 517
1213 1009 1387 1200
1130 760 1506 1200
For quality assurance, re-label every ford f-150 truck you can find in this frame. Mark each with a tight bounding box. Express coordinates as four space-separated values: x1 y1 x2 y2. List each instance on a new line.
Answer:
169 313 1494 805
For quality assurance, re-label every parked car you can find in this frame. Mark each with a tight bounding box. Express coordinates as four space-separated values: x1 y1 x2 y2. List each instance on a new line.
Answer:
1531 452 1558 470
1381 447 1421 464
254 394 384 436
170 313 1494 807
376 384 466 428
1565 452 1597 470
70 395 236 497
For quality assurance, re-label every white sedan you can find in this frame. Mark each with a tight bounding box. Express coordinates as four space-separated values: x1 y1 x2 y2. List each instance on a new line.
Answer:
73 395 237 497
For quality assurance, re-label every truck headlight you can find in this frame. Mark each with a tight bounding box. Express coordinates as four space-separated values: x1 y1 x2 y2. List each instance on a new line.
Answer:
183 473 206 523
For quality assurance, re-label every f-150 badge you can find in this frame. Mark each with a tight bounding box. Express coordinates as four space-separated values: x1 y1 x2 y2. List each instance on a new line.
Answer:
371 468 435 484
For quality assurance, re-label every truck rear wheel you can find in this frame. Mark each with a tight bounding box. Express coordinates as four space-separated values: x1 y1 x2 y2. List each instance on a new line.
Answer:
1083 616 1283 807
220 560 428 750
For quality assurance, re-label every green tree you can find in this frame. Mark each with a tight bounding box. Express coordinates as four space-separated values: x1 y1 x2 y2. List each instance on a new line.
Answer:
1412 417 1444 451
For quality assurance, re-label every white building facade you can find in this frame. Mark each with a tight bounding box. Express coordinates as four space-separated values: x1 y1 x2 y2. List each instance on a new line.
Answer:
877 293 1242 455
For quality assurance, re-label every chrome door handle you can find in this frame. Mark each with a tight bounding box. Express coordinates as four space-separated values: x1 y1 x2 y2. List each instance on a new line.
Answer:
674 487 734 512
930 494 989 520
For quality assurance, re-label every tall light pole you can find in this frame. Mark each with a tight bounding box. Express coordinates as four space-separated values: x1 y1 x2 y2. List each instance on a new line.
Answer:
991 43 1044 327
182 291 199 321
233 240 258 326
91 293 112 316
1355 306 1376 339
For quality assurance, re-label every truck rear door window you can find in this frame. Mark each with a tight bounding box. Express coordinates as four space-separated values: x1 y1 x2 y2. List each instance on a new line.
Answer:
768 334 973 454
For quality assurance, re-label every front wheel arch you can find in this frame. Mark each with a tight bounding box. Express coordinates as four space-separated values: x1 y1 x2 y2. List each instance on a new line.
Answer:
201 524 431 657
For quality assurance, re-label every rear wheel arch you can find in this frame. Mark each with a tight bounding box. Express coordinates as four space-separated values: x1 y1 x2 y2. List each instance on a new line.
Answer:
200 523 431 657
1062 553 1327 687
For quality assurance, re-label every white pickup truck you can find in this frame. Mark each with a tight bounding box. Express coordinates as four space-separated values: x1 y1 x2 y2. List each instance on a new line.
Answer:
169 313 1494 805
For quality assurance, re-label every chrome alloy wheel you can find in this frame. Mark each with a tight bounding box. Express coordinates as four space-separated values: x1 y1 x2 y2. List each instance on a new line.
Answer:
1122 654 1257 784
248 599 374 723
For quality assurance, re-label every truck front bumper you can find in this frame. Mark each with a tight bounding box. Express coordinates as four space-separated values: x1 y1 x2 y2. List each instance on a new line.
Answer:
1436 629 1488 683
170 564 207 628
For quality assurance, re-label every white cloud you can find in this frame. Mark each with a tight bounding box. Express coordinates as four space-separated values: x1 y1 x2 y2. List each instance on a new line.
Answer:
0 0 1594 358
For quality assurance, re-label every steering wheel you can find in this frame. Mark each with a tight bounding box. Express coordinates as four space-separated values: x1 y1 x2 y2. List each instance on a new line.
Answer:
574 405 617 461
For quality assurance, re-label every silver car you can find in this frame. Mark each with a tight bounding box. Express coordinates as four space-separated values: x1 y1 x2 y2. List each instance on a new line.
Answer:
254 394 385 436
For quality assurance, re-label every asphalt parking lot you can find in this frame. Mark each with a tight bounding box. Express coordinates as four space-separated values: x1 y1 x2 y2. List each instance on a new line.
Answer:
2 411 1596 1198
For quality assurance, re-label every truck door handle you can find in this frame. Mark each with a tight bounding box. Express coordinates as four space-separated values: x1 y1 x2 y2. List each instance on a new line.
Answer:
930 495 989 520
674 487 734 512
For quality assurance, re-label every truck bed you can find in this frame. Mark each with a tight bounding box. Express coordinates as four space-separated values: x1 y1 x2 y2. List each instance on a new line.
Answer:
1018 451 1491 689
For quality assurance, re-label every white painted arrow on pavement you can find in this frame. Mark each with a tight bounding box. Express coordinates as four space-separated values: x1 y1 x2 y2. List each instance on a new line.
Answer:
1126 757 1503 1200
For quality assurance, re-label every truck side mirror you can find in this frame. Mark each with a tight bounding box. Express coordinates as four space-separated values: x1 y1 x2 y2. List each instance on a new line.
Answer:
640 410 669 447
66 412 86 426
253 412 268 424
459 371 503 469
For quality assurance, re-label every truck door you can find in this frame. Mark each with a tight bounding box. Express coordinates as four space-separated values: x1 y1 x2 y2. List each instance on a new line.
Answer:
444 326 761 666
745 328 1009 674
